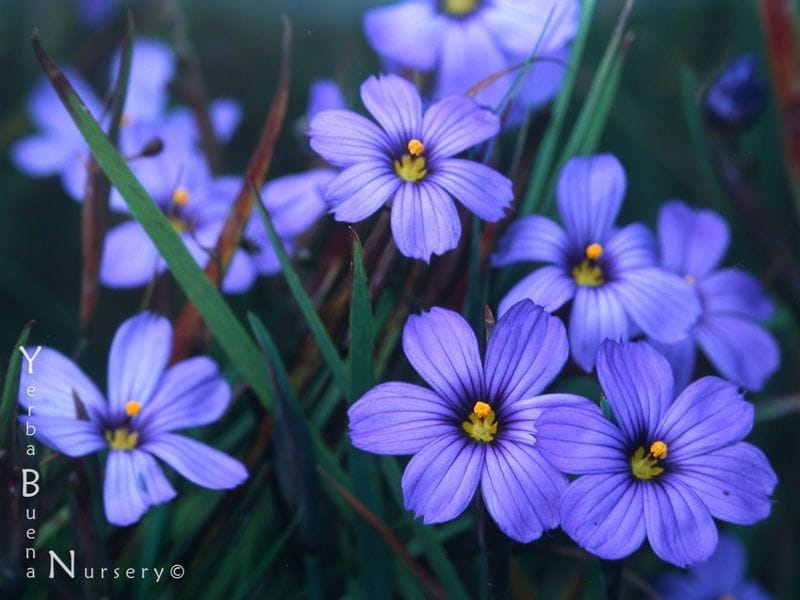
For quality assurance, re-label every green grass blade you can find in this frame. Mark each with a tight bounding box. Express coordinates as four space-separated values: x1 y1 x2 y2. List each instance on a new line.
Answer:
0 322 33 452
31 35 276 411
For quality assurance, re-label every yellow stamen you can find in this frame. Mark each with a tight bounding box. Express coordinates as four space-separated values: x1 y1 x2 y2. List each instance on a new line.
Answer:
444 0 478 17
650 440 668 460
168 216 187 233
407 139 425 156
585 243 603 261
572 260 604 287
125 400 142 417
105 427 139 451
685 274 696 285
462 403 498 442
172 187 190 206
394 154 428 183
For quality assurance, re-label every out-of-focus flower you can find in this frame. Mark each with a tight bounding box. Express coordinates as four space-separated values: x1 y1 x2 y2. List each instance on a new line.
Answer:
536 340 777 567
649 201 779 391
307 79 347 119
704 54 767 132
19 312 248 526
349 300 585 542
492 154 700 371
363 0 578 113
309 73 512 261
656 533 772 600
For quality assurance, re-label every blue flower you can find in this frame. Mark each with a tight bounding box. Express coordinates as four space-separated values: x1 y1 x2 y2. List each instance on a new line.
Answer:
19 313 248 526
648 200 779 391
492 154 700 371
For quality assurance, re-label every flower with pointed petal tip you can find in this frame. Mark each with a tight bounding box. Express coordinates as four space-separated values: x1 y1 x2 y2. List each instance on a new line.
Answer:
535 340 777 567
655 533 772 600
492 153 701 371
363 0 578 115
648 200 779 392
19 312 248 526
348 300 586 542
308 73 513 261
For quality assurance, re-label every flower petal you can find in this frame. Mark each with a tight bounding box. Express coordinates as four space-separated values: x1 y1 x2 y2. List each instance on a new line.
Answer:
556 154 626 246
137 356 230 436
107 313 172 417
430 158 512 222
647 336 697 395
360 74 423 149
143 433 248 489
363 1 444 71
10 134 78 176
596 340 673 444
695 315 779 392
390 181 461 261
309 109 392 168
307 79 346 119
655 376 753 461
658 200 729 279
210 98 242 142
569 286 629 372
423 95 500 159
491 215 569 267
402 432 484 524
260 168 334 237
605 223 657 273
119 39 174 122
24 415 106 457
560 473 647 559
674 442 776 525
699 268 773 321
19 347 107 420
326 161 399 222
612 268 701 343
497 266 575 317
481 442 566 542
535 404 629 474
485 300 568 409
402 308 484 410
103 449 176 526
482 0 579 55
220 249 258 294
349 382 456 455
100 221 163 288
643 476 718 567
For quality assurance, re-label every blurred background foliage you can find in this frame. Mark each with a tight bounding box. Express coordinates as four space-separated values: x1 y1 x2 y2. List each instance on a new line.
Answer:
1 0 799 598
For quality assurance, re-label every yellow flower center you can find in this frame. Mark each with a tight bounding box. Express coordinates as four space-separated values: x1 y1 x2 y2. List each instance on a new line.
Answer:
462 401 498 442
125 400 141 417
172 187 190 206
105 427 139 451
394 154 428 183
168 216 188 233
630 441 669 480
572 243 605 287
443 0 478 17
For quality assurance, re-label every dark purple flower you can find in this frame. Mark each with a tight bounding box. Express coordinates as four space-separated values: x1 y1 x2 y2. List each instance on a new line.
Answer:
348 300 585 542
536 340 777 567
492 154 701 371
363 0 578 112
19 313 248 526
704 54 767 133
656 533 772 600
308 73 513 261
649 200 779 391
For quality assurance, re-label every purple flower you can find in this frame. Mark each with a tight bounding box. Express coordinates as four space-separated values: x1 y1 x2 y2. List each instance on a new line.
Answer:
492 154 701 371
348 300 586 542
648 201 779 392
307 79 346 120
703 55 767 133
19 312 248 526
655 533 772 600
309 74 513 261
363 0 578 112
536 340 777 567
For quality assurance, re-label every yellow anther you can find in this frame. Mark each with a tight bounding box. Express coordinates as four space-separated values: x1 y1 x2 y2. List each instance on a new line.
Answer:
393 154 428 182
168 216 188 233
585 243 603 261
650 440 668 460
473 401 491 419
125 400 141 417
172 187 190 206
407 139 425 156
104 427 139 451
444 0 478 17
